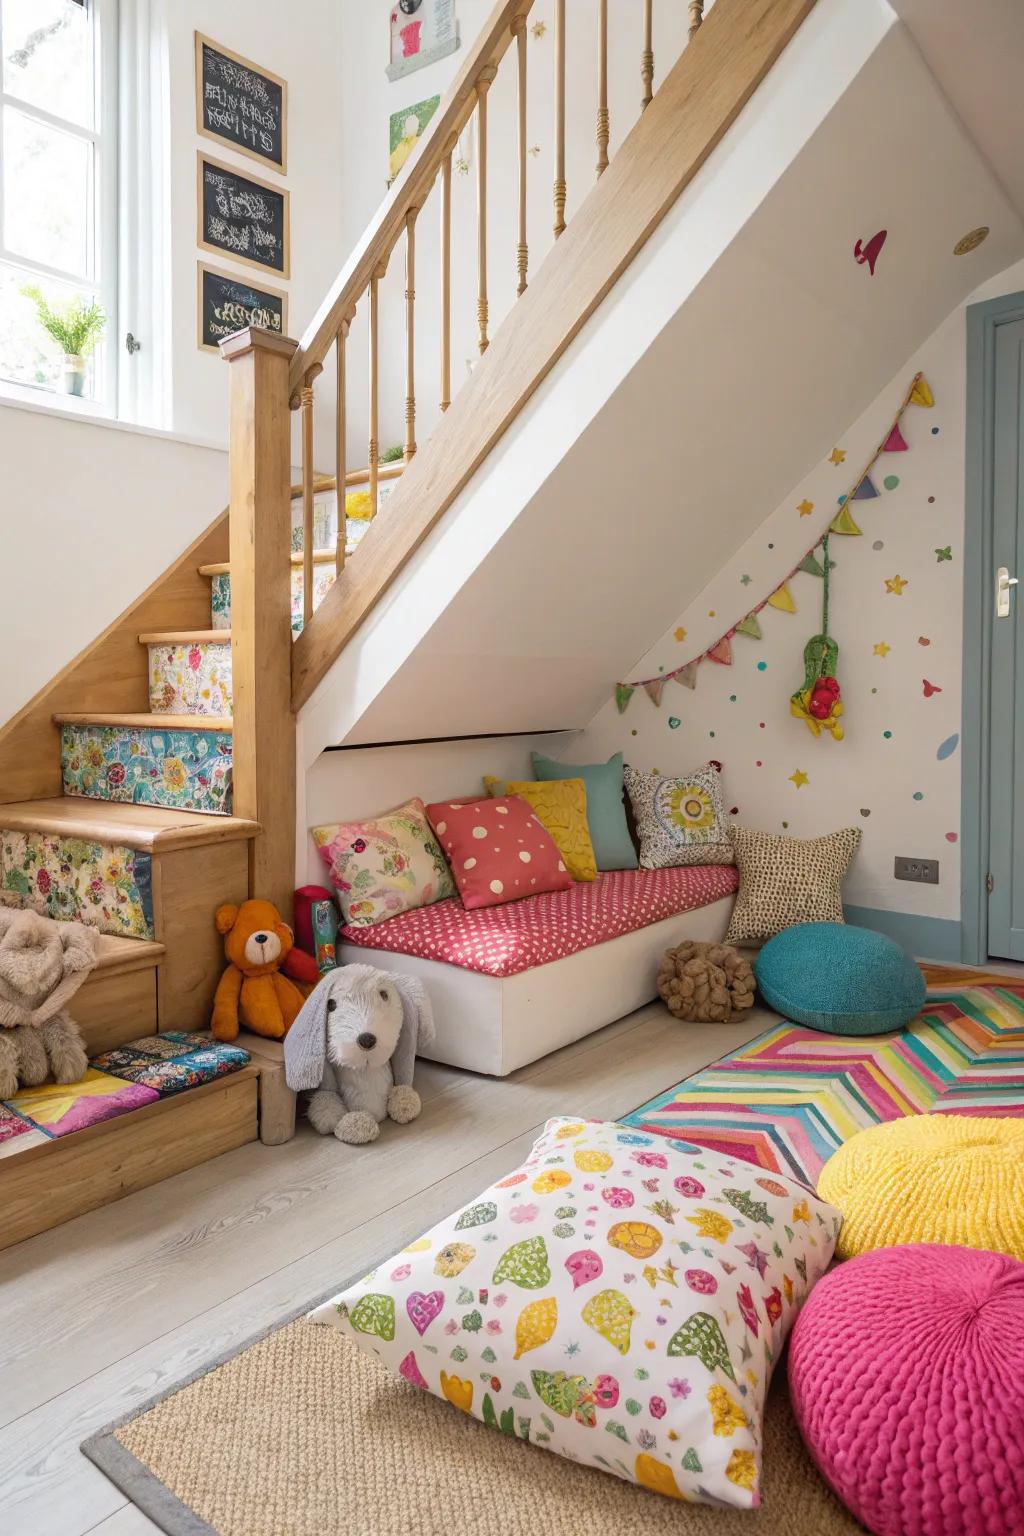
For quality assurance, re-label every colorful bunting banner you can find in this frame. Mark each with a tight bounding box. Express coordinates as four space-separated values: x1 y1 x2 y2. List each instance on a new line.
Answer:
614 372 933 710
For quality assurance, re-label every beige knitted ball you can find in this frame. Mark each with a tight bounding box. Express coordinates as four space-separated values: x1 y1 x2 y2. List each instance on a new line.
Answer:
657 939 756 1023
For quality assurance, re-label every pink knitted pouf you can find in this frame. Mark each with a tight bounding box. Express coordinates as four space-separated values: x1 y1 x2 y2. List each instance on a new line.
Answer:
789 1245 1024 1536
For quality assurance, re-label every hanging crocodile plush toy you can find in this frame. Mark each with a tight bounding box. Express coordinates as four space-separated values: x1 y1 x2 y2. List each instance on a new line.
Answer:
790 536 844 740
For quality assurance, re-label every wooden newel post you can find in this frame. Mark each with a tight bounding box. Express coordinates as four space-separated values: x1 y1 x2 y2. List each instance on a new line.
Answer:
221 326 298 921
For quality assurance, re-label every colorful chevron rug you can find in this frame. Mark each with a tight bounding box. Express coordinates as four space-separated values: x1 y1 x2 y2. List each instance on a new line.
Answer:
624 985 1024 1189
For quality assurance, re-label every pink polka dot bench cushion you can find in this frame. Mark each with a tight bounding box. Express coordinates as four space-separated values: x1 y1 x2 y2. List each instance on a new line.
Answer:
340 865 738 978
788 1244 1024 1536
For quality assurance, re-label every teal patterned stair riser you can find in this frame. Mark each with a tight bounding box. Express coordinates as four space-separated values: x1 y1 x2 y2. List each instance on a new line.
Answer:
208 566 338 635
148 642 231 715
210 572 230 630
61 725 233 815
0 830 154 939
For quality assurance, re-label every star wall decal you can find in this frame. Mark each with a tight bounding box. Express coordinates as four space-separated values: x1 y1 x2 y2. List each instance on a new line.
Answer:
740 574 752 586
789 769 809 789
674 626 687 642
935 546 952 562
873 641 891 658
829 447 846 465
531 20 546 38
797 499 815 517
885 574 909 595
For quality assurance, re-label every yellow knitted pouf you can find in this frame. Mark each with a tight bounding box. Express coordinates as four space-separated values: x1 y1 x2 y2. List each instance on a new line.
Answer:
818 1114 1024 1262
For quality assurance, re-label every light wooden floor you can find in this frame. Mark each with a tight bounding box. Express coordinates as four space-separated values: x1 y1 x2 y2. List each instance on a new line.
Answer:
0 1001 772 1536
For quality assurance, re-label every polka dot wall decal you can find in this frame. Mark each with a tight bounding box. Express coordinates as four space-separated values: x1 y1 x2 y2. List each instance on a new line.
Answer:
860 809 871 818
729 694 737 702
945 832 958 843
782 821 790 830
928 495 935 503
870 687 877 694
872 540 884 551
767 543 774 550
707 610 715 619
937 733 960 761
918 636 931 646
668 716 680 729
709 731 716 738
913 792 924 801
931 426 940 435
730 806 739 817
883 475 900 490
756 760 763 767
759 721 766 729
883 730 892 739
757 661 768 672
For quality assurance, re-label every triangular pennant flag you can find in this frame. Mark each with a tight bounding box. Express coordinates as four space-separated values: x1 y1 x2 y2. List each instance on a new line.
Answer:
674 661 699 690
735 613 762 639
829 504 863 536
706 636 732 665
644 679 665 708
909 374 934 408
882 423 908 452
798 551 825 577
767 584 796 614
615 684 634 714
852 475 879 501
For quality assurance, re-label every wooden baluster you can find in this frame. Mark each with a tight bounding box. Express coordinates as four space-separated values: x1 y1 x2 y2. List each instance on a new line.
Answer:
513 14 528 294
688 1 705 40
404 206 418 461
300 367 319 626
368 263 385 516
476 65 497 354
596 0 609 178
641 0 654 110
440 144 453 410
553 0 566 238
334 312 352 576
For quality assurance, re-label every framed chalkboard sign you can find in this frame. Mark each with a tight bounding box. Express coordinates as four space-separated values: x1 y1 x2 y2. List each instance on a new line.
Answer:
195 33 287 173
197 263 288 353
197 153 290 278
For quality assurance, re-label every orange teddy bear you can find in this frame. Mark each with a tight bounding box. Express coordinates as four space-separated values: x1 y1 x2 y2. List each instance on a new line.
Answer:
211 899 315 1042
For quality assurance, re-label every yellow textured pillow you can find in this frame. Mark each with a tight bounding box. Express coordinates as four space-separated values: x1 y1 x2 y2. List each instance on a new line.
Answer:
483 776 597 882
818 1115 1024 1262
345 489 373 521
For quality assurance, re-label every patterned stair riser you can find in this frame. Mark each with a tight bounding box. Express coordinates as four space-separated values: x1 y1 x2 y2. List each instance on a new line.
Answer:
208 565 339 635
0 829 154 940
61 724 233 816
149 642 231 715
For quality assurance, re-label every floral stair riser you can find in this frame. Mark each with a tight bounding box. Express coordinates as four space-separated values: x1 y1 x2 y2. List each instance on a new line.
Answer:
0 829 154 939
61 724 233 816
209 567 338 636
149 641 231 715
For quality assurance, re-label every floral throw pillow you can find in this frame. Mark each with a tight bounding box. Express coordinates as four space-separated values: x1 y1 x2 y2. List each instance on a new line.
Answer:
311 798 455 928
624 763 733 868
312 1117 840 1507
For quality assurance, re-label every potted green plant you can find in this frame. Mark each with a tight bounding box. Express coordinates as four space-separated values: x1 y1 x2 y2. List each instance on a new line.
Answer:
21 287 106 397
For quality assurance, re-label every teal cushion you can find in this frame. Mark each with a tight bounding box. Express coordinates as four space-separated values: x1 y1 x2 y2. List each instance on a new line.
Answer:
531 751 638 870
754 922 925 1035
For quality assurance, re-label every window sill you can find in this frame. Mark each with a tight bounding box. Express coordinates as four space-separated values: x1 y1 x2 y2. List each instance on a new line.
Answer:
0 378 226 455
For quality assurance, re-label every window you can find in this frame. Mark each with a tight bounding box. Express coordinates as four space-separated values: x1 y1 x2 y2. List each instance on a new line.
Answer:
0 0 118 407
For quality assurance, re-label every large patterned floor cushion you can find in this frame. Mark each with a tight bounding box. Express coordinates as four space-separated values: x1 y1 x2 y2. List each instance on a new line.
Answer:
311 1117 840 1508
6 1070 159 1138
817 1114 1024 1262
0 1102 48 1156
340 865 739 978
754 922 925 1035
789 1245 1024 1536
91 1034 250 1096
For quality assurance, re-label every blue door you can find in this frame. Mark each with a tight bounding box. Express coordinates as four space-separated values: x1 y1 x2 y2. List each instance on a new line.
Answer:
988 315 1024 959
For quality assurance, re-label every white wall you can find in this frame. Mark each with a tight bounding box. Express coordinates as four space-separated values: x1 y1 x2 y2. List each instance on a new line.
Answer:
0 402 227 725
567 257 1024 932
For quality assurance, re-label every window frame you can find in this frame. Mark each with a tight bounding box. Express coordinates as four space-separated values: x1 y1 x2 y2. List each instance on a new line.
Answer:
0 0 119 411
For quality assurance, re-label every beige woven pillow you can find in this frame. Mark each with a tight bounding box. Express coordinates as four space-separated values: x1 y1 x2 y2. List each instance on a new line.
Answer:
725 824 861 946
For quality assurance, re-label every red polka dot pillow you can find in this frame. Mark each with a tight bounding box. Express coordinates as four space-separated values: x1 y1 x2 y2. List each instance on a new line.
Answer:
426 797 572 910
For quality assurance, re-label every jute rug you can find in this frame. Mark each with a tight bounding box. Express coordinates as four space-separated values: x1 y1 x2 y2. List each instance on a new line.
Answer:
84 1315 862 1536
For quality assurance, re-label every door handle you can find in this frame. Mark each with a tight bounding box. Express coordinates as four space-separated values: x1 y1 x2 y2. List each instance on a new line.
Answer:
997 566 1019 618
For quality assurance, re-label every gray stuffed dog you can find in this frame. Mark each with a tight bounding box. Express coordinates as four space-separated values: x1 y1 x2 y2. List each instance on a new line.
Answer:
284 964 435 1144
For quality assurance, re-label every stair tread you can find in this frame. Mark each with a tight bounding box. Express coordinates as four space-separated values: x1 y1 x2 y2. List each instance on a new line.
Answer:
139 630 231 645
0 798 259 852
55 713 233 731
94 932 166 974
199 552 338 576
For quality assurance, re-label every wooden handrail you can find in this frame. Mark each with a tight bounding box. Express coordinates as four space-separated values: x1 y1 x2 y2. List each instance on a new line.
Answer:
288 0 533 395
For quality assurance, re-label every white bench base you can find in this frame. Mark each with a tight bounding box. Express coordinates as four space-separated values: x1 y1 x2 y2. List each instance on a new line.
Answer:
340 892 733 1076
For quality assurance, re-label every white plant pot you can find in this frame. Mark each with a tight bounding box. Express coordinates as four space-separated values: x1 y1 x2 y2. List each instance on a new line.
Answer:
61 354 86 397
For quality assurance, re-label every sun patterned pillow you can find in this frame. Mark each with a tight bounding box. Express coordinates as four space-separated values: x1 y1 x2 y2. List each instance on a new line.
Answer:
426 797 572 910
483 777 597 882
311 798 455 928
312 1116 840 1508
725 825 861 946
623 763 733 869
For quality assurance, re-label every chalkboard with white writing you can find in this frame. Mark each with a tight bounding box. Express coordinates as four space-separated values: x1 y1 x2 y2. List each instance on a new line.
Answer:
198 263 288 353
197 154 290 278
195 33 287 172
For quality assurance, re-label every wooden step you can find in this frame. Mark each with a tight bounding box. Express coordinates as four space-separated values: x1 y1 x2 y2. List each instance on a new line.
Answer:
54 712 233 731
0 1066 259 1251
0 798 258 852
76 935 166 1055
139 630 230 645
199 553 337 576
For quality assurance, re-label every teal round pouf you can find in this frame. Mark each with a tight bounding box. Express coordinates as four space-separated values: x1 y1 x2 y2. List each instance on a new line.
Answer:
754 922 925 1034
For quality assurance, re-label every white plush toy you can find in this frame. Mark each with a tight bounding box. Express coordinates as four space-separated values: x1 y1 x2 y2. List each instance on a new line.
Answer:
283 964 435 1144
